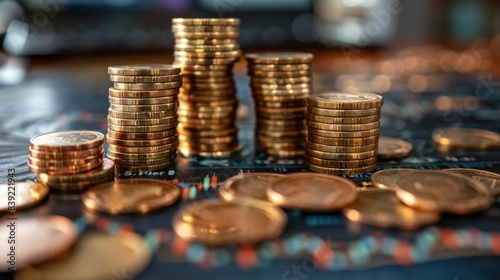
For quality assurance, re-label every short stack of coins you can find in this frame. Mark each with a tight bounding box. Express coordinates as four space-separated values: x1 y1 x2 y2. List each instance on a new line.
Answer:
28 130 114 191
245 52 313 158
305 92 383 175
171 18 242 158
107 64 182 172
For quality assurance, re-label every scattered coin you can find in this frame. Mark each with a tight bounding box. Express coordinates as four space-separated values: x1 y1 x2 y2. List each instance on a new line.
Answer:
220 173 285 202
377 137 413 159
370 168 417 189
432 128 500 150
0 182 48 211
442 168 500 196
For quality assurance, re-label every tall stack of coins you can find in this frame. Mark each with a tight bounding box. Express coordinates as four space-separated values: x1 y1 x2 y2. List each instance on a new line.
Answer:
107 64 182 172
28 130 114 191
245 52 313 158
172 18 242 158
305 92 383 175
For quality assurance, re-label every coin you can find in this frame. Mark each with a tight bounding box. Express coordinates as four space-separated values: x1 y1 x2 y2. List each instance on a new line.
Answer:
308 92 383 110
432 128 500 150
251 82 311 91
370 168 417 189
265 149 305 158
442 168 500 196
174 50 241 59
174 38 238 47
172 199 286 246
304 154 377 168
108 64 181 76
43 175 115 192
108 142 177 153
83 179 180 214
107 150 175 160
306 140 377 153
307 120 380 131
343 189 440 230
115 163 175 172
16 233 151 280
308 127 379 138
251 76 312 85
108 96 177 105
172 18 241 26
377 137 413 158
28 151 104 168
107 116 177 126
28 158 104 175
306 112 380 124
114 81 182 90
220 173 285 202
107 129 177 140
175 43 239 52
29 145 103 160
106 134 177 147
307 134 379 146
172 24 239 32
109 75 181 83
305 162 377 175
109 103 177 112
0 216 78 272
246 52 314 64
394 171 491 214
107 123 177 133
30 130 104 152
251 87 311 96
108 108 177 119
0 182 48 211
109 88 179 98
177 127 236 138
307 106 381 117
248 69 312 78
110 156 176 167
307 149 377 160
174 56 239 65
177 143 242 158
37 158 115 184
267 173 357 211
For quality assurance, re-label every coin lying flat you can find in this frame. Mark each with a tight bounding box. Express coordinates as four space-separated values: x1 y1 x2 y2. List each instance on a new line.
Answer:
343 189 440 230
442 168 500 196
109 74 181 83
173 199 286 246
432 128 500 150
16 233 151 280
370 168 417 189
172 18 241 26
267 173 358 211
377 137 413 159
308 92 383 110
394 171 491 214
246 52 314 64
83 179 180 214
108 64 181 76
220 173 285 202
0 216 78 272
0 182 48 211
30 130 105 151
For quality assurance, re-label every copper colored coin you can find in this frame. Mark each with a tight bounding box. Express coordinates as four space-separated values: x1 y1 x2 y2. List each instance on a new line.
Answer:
28 151 104 168
28 158 104 175
30 130 104 152
107 116 177 126
251 76 312 85
108 64 181 76
442 168 500 196
378 137 413 159
172 24 239 33
109 75 181 83
29 145 103 160
110 156 176 167
265 149 305 158
109 88 179 98
248 69 312 78
308 134 379 146
220 173 285 202
107 109 177 119
115 163 175 172
304 154 377 168
37 158 115 184
106 134 177 147
432 128 500 150
0 182 48 211
306 140 377 153
108 142 177 153
107 129 177 140
307 149 377 160
307 106 381 117
370 168 417 190
174 50 241 59
107 150 175 160
305 162 377 176
107 123 178 133
174 56 239 65
308 128 380 138
175 43 239 52
307 120 380 131
306 112 380 124
178 143 242 158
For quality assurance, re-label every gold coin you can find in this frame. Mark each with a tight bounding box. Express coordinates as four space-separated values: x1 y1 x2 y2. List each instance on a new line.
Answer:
113 81 182 91
304 154 377 168
172 23 239 31
308 92 383 109
267 172 357 211
107 116 177 126
442 168 500 196
250 82 311 91
305 162 377 175
107 129 177 140
30 130 104 152
108 96 177 105
307 134 378 146
175 43 239 52
307 149 377 160
307 106 381 117
178 140 238 150
256 119 305 128
110 156 176 167
28 151 104 168
28 158 104 175
178 109 235 119
246 52 313 64
251 87 311 96
394 171 491 214
255 93 308 102
177 143 242 158
108 123 177 133
177 127 237 138
0 182 48 211
108 64 180 76
248 69 312 78
182 75 234 83
16 233 151 280
343 189 440 230
251 76 312 85
37 158 115 184
172 18 241 26
259 129 307 138
265 149 305 158
109 88 179 98
179 94 236 104
378 137 413 158
178 63 234 72
432 128 500 150
174 38 238 47
179 135 235 145
256 107 305 120
172 199 286 246
220 173 285 202
174 50 241 59
172 31 239 39
308 127 379 138
306 112 380 124
108 142 177 153
115 163 175 172
106 134 177 147
370 168 417 190
178 116 233 126
83 179 180 214
173 56 239 65
307 120 380 131
182 83 236 91
306 140 377 153
109 103 177 112
177 122 234 130
29 145 103 160
254 99 306 108
109 74 181 83
108 108 177 119
107 150 175 160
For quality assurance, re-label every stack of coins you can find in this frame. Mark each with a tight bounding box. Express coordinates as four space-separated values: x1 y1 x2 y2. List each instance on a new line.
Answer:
28 130 114 191
172 18 242 158
305 92 383 175
106 64 182 172
245 52 313 158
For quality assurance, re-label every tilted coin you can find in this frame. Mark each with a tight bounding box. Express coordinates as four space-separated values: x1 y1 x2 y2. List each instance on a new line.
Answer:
305 162 377 176
108 108 177 119
109 75 181 83
114 81 182 91
83 179 180 214
308 127 379 138
267 173 357 211
107 123 177 133
307 134 379 146
0 182 48 211
108 64 181 76
108 96 177 105
306 149 377 160
246 52 313 64
109 88 179 98
307 120 380 131
220 173 285 202
30 130 104 152
107 115 177 126
370 168 417 189
106 134 177 147
442 168 500 196
306 140 377 153
394 171 491 214
343 189 440 230
107 129 177 140
305 112 380 124
29 145 103 160
432 128 500 150
109 103 177 112
377 137 413 159
108 142 177 153
172 199 286 246
308 92 383 109
172 18 241 26
304 154 377 168
37 158 115 184
307 106 381 117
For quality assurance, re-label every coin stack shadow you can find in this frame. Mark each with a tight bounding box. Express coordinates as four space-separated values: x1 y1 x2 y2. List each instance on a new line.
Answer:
172 18 242 158
245 52 314 158
106 64 182 172
28 130 114 191
305 93 383 175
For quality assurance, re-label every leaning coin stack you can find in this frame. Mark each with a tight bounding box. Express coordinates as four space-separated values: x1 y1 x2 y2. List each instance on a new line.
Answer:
245 52 313 158
28 130 114 191
305 92 383 175
172 18 242 158
107 64 182 172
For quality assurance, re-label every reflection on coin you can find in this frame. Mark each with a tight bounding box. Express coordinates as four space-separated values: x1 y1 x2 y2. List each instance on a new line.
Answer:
220 173 284 202
308 92 383 109
173 199 286 246
83 179 180 214
16 233 151 280
394 171 491 214
343 189 440 230
108 64 181 76
442 168 500 196
0 182 48 211
0 216 78 272
432 128 500 150
377 137 413 159
267 172 357 211
370 168 417 189
30 130 104 151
